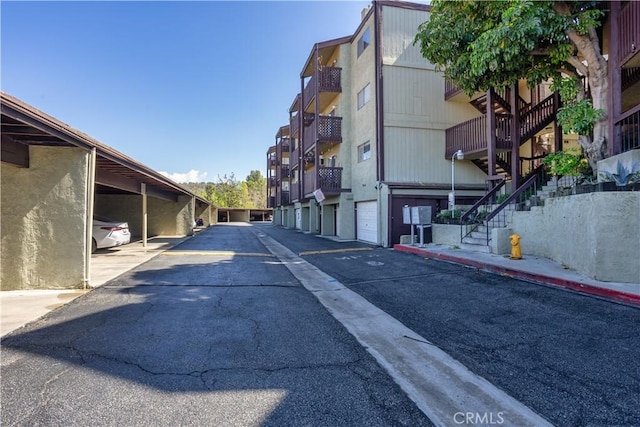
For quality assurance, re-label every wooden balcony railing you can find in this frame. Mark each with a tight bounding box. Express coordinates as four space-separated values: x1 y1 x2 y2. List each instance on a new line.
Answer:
278 166 290 179
620 1 640 65
303 67 342 109
446 93 556 158
290 147 300 169
268 177 276 187
617 103 640 153
290 114 300 137
519 93 556 142
303 167 343 196
276 191 290 206
267 196 276 208
290 180 301 203
445 114 511 158
445 79 463 99
278 138 291 154
303 115 343 152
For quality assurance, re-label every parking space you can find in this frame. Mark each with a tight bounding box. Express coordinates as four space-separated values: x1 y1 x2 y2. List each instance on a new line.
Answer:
1 235 193 337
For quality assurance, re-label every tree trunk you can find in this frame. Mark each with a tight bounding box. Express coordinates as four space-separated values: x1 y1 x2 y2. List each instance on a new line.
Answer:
559 1 610 172
580 70 609 172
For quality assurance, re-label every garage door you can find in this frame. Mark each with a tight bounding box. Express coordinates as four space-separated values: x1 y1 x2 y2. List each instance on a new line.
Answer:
356 201 378 244
295 208 301 230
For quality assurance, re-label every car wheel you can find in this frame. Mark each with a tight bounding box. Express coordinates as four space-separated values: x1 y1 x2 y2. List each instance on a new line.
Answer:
92 239 97 253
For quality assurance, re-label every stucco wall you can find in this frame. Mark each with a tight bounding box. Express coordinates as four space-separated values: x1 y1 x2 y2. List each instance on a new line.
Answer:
511 192 640 283
95 194 143 237
432 224 461 246
1 146 89 290
147 195 194 236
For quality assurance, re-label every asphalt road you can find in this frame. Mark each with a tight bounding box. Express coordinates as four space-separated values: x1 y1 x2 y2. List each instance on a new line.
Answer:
1 224 432 427
257 224 640 427
2 223 639 426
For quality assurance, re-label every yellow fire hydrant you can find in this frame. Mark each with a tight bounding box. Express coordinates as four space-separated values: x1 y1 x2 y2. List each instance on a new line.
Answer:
510 234 522 260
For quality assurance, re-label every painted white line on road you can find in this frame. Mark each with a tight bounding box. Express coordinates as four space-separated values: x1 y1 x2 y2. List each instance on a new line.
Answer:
160 251 274 257
255 231 553 427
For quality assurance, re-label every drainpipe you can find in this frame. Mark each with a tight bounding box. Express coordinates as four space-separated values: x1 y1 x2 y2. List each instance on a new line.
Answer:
141 183 147 247
83 147 96 290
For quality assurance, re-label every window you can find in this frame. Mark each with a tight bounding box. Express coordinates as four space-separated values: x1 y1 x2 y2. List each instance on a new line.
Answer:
357 83 371 110
358 141 371 162
357 27 370 57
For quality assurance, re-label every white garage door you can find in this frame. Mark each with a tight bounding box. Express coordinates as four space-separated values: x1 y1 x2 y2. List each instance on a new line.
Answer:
295 208 301 230
356 201 378 244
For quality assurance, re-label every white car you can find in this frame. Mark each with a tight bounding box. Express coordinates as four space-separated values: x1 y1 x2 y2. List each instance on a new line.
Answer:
92 216 131 252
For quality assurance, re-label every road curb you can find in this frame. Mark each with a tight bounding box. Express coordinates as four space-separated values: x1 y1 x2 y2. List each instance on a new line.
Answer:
394 245 640 308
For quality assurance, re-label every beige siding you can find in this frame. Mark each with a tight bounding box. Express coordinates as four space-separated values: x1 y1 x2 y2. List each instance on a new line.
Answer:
381 5 433 69
384 127 486 184
350 14 378 202
383 66 479 131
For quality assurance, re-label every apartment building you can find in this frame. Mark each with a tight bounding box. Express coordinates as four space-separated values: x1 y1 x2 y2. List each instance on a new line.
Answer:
268 0 639 249
267 0 487 247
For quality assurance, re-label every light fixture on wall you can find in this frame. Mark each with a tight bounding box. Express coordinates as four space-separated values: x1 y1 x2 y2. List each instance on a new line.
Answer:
449 150 464 217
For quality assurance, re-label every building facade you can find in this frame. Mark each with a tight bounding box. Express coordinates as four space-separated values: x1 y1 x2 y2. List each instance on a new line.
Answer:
267 0 640 249
267 1 487 247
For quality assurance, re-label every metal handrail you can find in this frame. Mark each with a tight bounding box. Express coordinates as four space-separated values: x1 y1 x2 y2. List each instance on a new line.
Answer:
479 165 549 244
460 177 507 243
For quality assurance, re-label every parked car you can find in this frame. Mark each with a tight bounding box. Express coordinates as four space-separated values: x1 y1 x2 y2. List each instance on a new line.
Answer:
92 215 131 252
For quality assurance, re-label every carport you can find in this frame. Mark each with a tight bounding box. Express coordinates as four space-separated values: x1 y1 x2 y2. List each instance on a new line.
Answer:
1 92 215 290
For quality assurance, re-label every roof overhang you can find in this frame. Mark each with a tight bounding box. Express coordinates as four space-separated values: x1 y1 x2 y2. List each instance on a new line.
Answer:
1 91 211 205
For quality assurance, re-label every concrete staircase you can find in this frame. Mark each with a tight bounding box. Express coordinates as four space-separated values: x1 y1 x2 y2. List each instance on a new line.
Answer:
533 176 576 202
460 205 514 252
460 175 576 252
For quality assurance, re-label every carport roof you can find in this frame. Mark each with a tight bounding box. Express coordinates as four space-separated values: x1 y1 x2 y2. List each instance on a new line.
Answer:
1 91 211 205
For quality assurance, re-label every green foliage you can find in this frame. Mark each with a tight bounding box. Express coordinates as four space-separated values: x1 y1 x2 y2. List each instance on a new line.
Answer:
600 161 640 186
556 98 604 136
414 0 580 94
414 1 608 167
496 193 511 204
542 149 589 176
245 170 267 208
180 171 267 208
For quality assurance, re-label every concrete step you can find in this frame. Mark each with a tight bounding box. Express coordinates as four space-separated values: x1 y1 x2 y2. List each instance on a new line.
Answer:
458 242 491 253
462 236 488 246
470 231 488 240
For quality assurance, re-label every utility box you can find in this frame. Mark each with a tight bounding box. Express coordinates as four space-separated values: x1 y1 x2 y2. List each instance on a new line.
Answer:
402 205 412 225
410 206 432 225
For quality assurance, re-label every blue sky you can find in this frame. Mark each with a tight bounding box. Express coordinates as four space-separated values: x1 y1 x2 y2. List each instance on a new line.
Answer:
1 0 375 183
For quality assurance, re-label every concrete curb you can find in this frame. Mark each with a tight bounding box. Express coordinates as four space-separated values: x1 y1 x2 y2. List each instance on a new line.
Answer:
394 245 640 308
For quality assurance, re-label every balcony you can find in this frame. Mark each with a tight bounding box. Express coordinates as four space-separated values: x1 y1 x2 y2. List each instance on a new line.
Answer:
617 103 640 153
303 115 342 152
303 67 342 111
277 166 290 180
620 1 640 66
267 196 276 209
445 114 512 158
303 167 343 197
268 177 276 187
290 147 300 169
276 191 290 206
290 180 301 203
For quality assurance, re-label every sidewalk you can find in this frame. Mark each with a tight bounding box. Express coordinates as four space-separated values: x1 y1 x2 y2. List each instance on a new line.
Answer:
394 243 640 307
1 235 192 337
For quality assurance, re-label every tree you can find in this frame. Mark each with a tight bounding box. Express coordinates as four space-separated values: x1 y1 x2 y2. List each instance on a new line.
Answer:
245 170 266 209
210 173 249 208
414 0 608 171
